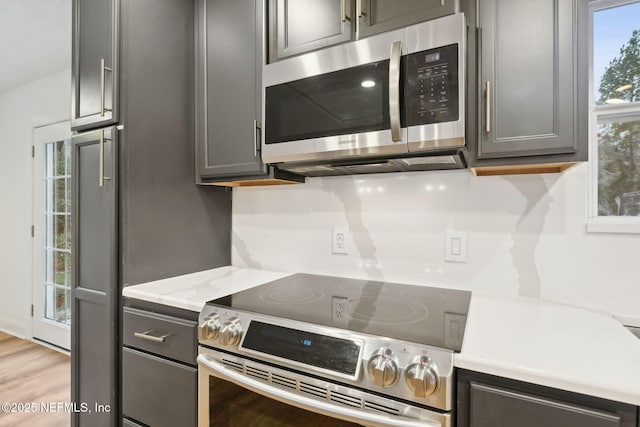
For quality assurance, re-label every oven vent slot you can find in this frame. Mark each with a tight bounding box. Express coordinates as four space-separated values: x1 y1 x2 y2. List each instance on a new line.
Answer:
364 400 401 416
300 382 328 399
221 359 243 373
271 373 297 390
245 365 269 381
329 391 363 409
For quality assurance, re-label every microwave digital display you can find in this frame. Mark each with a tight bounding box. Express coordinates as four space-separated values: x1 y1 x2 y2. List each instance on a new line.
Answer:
424 52 441 63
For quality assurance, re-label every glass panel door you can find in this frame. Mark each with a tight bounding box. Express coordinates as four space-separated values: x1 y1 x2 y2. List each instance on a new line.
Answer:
32 121 72 350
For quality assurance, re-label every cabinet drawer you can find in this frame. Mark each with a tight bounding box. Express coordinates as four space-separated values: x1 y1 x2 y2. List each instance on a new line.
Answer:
122 418 144 427
123 307 197 364
122 347 197 427
470 382 623 427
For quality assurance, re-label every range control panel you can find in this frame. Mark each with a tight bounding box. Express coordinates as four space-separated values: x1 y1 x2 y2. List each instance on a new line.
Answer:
403 43 459 126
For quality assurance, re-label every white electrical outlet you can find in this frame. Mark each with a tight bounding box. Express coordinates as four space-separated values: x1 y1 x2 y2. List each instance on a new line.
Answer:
332 227 349 254
332 296 348 327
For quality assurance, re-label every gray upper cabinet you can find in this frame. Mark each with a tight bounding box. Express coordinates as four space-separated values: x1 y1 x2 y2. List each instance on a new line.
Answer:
196 0 304 185
196 0 267 180
71 0 118 131
268 0 457 62
473 0 588 165
358 0 458 38
269 0 354 61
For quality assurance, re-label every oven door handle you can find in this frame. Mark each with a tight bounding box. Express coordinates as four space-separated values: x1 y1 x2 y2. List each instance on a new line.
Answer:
197 354 443 427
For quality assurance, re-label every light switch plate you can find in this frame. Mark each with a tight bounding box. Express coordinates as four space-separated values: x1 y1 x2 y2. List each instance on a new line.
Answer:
445 230 467 263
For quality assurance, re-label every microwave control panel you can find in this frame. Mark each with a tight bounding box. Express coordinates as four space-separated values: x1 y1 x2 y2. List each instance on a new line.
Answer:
403 43 459 126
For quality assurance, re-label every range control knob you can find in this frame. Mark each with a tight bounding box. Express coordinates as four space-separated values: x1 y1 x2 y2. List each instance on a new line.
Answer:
198 313 220 341
219 317 242 346
367 348 399 387
404 355 439 398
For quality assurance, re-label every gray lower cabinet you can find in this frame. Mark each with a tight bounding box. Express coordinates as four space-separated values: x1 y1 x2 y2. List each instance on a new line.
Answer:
122 418 144 427
71 127 118 427
195 0 303 185
71 0 118 131
457 369 638 427
122 304 198 427
467 0 589 174
268 0 458 62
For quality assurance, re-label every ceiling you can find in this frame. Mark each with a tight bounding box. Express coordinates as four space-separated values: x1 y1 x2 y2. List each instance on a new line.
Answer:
0 0 71 93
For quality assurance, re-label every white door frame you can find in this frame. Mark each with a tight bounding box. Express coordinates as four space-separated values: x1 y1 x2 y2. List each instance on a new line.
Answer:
32 120 72 351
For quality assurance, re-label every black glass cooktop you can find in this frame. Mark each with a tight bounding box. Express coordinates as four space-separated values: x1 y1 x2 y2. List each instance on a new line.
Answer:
209 273 472 352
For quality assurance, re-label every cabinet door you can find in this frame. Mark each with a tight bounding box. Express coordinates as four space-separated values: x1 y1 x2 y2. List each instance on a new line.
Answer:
269 0 354 61
196 0 268 179
358 0 457 38
122 347 197 427
457 370 638 427
469 382 623 427
477 0 578 159
71 127 118 427
71 0 119 131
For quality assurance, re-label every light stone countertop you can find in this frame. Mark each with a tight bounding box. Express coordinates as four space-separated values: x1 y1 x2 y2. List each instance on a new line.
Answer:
455 294 640 406
123 267 640 406
122 266 292 312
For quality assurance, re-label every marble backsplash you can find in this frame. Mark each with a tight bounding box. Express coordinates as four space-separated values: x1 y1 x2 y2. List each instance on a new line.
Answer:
231 163 640 320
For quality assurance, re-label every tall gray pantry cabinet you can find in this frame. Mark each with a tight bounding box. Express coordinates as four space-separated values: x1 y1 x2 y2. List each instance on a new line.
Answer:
70 0 232 426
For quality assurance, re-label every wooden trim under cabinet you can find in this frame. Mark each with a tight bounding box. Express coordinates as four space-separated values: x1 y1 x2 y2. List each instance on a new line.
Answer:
471 162 579 176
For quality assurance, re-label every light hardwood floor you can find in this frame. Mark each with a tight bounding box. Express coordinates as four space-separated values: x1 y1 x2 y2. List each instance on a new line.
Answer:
0 332 70 427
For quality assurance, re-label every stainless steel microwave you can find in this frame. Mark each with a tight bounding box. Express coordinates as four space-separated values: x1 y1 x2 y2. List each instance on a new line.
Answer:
262 13 467 176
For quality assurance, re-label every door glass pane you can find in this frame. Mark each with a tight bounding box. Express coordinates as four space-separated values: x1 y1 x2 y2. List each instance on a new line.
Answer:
43 139 72 325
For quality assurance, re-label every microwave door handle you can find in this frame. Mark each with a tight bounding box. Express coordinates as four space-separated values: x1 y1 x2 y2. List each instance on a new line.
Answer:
389 41 402 142
197 354 441 427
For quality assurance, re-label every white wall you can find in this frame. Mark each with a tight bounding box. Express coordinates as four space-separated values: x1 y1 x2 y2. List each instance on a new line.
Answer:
232 164 640 321
0 69 70 338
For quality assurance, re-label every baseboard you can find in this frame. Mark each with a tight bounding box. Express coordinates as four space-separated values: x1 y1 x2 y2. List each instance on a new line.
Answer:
0 316 27 339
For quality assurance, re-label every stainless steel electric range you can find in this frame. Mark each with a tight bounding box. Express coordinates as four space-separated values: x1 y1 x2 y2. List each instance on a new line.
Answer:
197 273 471 427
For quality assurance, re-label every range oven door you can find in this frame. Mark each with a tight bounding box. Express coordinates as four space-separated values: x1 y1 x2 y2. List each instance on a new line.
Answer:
197 347 448 427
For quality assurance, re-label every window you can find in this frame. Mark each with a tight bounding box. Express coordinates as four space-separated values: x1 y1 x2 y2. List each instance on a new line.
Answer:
589 0 640 233
44 139 72 325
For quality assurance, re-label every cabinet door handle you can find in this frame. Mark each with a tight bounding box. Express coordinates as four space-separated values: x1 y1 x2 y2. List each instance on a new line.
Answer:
98 129 112 187
134 330 170 343
253 120 261 157
100 58 113 117
389 41 402 142
357 0 364 18
341 0 349 22
485 80 491 133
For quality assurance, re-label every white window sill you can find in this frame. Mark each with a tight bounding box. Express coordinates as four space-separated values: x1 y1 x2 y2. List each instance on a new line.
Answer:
586 217 640 234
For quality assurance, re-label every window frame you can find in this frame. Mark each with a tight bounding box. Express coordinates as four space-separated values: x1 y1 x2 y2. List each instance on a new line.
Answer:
587 0 640 233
